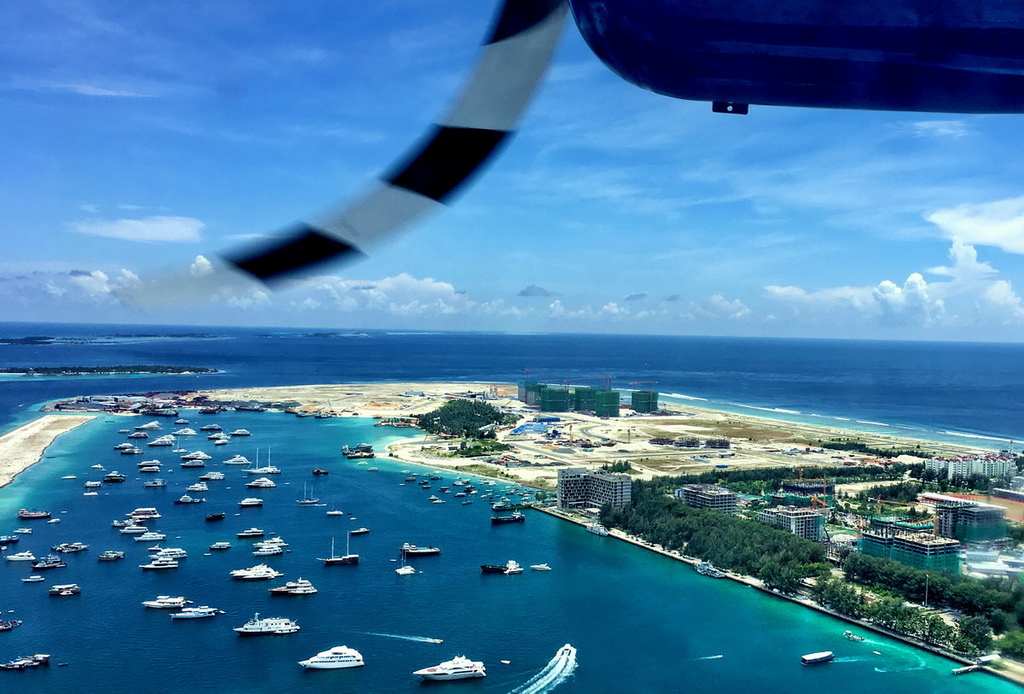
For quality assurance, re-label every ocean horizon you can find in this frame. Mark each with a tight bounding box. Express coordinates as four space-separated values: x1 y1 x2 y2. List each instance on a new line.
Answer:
0 323 1022 693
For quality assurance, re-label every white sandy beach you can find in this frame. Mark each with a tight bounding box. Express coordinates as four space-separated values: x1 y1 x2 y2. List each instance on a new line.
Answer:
0 414 95 488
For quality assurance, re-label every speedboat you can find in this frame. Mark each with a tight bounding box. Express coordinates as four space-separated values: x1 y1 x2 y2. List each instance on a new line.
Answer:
142 595 191 609
233 612 299 635
269 578 318 595
21 575 44 583
413 655 486 681
298 645 364 669
170 606 222 619
530 563 552 571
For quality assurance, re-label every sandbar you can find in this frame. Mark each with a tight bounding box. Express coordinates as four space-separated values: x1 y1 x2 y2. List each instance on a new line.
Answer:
0 414 95 488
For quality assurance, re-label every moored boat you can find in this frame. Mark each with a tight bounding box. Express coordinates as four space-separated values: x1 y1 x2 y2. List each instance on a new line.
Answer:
400 543 441 556
491 511 526 524
17 509 50 520
97 550 125 561
233 612 299 635
298 645 364 669
269 578 318 595
170 606 222 619
230 563 283 580
142 595 191 609
48 583 81 596
695 561 726 578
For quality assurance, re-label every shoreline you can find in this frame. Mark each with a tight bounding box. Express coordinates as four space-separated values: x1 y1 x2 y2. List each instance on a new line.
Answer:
0 414 95 489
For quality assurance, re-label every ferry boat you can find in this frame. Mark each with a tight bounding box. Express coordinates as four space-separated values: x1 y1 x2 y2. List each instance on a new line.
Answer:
298 645 365 669
170 606 222 619
413 655 486 681
695 561 726 578
491 511 526 524
233 612 299 635
269 578 318 595
400 543 441 556
801 651 835 665
17 508 51 520
142 595 191 609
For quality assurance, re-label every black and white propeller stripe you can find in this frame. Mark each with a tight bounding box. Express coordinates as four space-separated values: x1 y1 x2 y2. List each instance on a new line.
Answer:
127 0 567 305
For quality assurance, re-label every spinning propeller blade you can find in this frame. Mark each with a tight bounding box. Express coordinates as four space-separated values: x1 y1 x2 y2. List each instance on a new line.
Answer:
124 0 567 306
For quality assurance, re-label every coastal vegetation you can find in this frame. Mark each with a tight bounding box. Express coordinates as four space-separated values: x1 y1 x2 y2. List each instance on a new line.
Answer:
416 399 516 438
0 365 217 376
818 438 922 458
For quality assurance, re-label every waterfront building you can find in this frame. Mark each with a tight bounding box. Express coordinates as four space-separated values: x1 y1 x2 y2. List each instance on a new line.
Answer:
935 501 1007 543
756 505 825 541
557 467 632 510
924 453 1014 480
859 528 962 574
675 484 739 514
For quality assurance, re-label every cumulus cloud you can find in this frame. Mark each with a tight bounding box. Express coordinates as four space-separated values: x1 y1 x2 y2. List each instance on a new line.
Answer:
518 284 556 297
68 216 204 243
926 197 1024 254
766 239 1024 328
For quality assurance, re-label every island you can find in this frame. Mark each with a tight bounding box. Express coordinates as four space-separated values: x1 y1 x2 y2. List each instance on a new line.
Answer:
1 365 218 377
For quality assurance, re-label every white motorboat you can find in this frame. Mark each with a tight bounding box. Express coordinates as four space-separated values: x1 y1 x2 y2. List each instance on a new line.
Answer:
21 575 44 583
83 481 102 488
223 455 251 465
530 563 552 571
172 428 197 436
140 557 179 570
413 655 486 680
170 606 222 619
198 471 225 481
246 477 277 488
135 531 167 542
181 451 212 461
142 595 191 609
186 482 209 493
200 423 222 431
230 563 283 580
143 478 167 488
233 612 299 635
269 578 317 595
238 498 263 507
209 541 232 550
154 547 187 559
236 527 265 538
230 429 252 436
5 551 36 562
298 645 364 669
246 466 281 475
252 544 284 556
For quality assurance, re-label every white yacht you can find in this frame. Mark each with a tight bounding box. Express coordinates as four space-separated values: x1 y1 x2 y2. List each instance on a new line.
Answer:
209 541 232 551
198 471 225 481
83 481 102 489
154 547 187 559
233 612 299 635
172 428 197 436
223 455 251 465
530 563 552 571
135 531 167 542
135 421 162 431
142 595 191 609
252 544 284 556
230 563 283 580
143 478 167 488
140 556 179 570
170 606 222 619
246 466 281 475
5 551 36 562
246 477 276 488
186 482 210 493
238 498 264 507
298 645 364 669
269 578 317 595
413 655 487 681
236 527 265 538
230 429 252 437
181 451 212 461
119 524 148 534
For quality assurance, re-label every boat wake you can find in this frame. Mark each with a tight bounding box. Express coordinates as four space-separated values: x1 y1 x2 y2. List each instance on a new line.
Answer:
361 631 442 644
696 654 724 660
509 644 577 694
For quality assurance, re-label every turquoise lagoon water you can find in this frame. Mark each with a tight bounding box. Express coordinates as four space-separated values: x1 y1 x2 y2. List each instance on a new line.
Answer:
0 410 1018 694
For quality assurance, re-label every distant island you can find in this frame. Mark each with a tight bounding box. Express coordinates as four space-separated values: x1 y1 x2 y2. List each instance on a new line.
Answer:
0 333 219 346
1 365 218 376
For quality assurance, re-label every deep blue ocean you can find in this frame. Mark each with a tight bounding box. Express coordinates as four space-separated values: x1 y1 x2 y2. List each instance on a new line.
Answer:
0 322 1022 693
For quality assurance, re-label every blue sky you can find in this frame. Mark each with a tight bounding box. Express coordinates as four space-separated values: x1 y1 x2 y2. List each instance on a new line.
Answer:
5 1 1024 341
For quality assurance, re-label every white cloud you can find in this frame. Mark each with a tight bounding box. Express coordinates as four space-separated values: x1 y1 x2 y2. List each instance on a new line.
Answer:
68 216 204 243
910 120 971 138
926 197 1024 254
